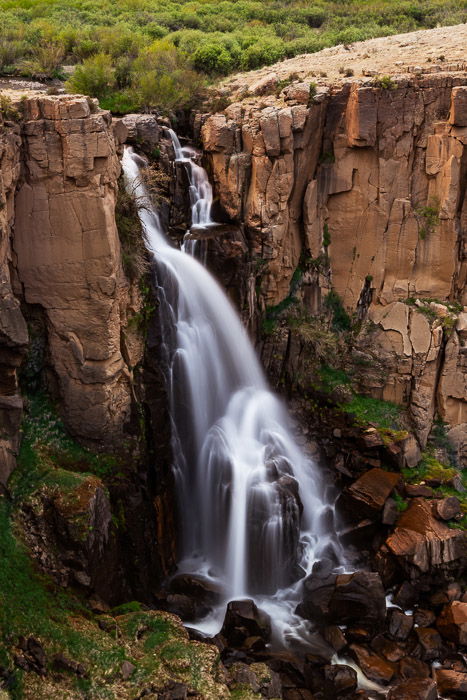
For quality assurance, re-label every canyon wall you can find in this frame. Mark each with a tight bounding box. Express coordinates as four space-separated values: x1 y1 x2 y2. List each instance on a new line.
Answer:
12 95 137 450
0 94 176 601
199 74 467 450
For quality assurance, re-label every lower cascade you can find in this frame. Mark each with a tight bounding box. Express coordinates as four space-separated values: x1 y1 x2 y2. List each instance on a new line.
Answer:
122 140 343 646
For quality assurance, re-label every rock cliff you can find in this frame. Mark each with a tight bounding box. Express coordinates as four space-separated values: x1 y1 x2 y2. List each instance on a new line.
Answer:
12 94 137 449
198 73 467 451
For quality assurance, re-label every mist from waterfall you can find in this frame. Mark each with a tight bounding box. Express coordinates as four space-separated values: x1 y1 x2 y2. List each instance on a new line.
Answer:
122 141 343 646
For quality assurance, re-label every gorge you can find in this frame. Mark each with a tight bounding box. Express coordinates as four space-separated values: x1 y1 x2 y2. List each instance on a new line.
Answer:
0 27 466 699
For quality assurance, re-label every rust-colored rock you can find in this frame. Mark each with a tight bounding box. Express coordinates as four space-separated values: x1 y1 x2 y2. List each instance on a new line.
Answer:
435 669 467 698
384 498 467 579
436 601 467 645
349 644 395 684
346 468 401 515
387 678 437 700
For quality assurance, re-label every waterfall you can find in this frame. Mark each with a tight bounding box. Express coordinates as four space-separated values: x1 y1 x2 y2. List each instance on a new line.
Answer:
122 142 343 645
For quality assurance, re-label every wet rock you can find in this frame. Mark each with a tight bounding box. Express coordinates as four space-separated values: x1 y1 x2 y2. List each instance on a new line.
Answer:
434 497 461 521
220 599 271 647
323 625 347 652
436 601 467 645
387 608 413 641
297 569 386 627
371 635 406 662
349 644 395 684
435 669 467 697
414 627 445 661
323 664 357 698
387 678 437 700
393 581 418 609
397 657 430 679
413 608 436 628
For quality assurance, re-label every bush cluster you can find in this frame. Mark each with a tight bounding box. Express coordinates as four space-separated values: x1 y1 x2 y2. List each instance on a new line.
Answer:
0 0 464 112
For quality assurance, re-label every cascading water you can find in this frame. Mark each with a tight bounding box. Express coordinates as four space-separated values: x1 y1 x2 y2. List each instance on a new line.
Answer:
122 140 343 646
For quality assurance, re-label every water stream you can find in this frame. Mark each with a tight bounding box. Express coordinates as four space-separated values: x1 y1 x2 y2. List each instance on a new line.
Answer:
122 139 343 647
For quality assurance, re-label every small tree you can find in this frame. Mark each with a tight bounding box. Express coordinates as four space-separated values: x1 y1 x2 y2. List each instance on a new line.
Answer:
131 40 201 112
66 53 116 99
192 42 233 75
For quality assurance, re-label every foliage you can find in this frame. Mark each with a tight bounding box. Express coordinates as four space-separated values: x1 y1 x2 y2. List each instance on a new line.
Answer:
1 0 465 112
393 491 408 512
10 393 117 507
340 394 403 431
415 197 440 240
373 74 396 89
116 179 148 281
66 52 115 99
324 289 352 332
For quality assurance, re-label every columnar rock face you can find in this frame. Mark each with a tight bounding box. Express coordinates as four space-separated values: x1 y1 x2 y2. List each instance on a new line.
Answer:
10 95 136 448
0 115 28 484
200 75 467 442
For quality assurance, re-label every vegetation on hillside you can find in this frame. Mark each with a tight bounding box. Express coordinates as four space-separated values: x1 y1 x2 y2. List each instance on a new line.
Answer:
0 0 465 112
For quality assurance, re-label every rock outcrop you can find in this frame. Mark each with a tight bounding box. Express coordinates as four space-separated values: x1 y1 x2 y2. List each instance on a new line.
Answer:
199 74 467 445
12 95 136 448
0 112 28 485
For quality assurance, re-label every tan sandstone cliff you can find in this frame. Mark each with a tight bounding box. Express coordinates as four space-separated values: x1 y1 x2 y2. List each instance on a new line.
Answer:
199 73 467 451
0 93 141 479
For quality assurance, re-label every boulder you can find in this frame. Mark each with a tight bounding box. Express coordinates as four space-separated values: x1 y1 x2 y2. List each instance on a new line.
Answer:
383 499 467 579
434 497 461 521
169 574 222 605
296 569 386 627
322 664 357 698
349 644 395 684
436 601 467 645
387 608 413 641
344 468 401 518
414 627 445 662
397 657 430 680
435 669 467 698
220 600 271 647
413 608 436 628
387 678 437 700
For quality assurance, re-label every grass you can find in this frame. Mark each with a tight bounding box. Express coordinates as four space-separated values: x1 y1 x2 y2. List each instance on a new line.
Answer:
403 445 467 530
340 394 404 431
10 393 118 508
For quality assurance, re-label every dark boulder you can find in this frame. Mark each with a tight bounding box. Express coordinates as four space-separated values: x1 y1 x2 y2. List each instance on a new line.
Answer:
435 669 467 698
387 608 413 641
296 569 386 628
436 601 467 645
220 599 271 647
323 664 357 698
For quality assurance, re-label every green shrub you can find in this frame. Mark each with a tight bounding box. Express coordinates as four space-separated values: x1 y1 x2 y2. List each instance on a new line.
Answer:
324 289 352 332
131 39 201 112
66 53 116 99
193 42 233 75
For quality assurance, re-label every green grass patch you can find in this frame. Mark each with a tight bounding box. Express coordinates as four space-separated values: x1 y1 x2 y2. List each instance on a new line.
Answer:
340 394 404 431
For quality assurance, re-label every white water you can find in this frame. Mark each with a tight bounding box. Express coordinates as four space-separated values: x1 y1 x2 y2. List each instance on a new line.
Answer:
122 142 343 646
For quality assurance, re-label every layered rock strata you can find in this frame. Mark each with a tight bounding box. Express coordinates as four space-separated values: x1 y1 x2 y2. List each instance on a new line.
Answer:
11 95 136 448
199 74 467 446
